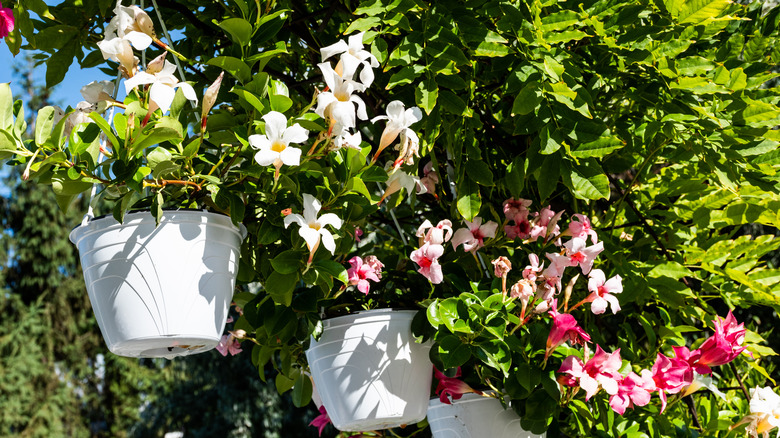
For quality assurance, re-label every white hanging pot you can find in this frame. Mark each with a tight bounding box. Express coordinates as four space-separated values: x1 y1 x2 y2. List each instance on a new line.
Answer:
306 309 433 431
69 210 245 359
427 393 546 438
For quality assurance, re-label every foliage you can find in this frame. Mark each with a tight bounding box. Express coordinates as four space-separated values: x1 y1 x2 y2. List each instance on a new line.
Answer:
1 0 780 436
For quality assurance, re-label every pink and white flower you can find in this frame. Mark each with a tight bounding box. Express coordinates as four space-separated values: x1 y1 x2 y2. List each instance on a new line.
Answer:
564 237 604 275
416 219 453 245
309 406 331 436
451 217 498 253
568 214 598 244
216 329 245 356
434 367 482 404
546 300 591 359
693 311 747 374
0 2 15 39
410 242 445 284
651 349 694 412
609 370 656 415
347 256 383 294
585 269 623 314
529 206 563 242
558 345 623 400
419 162 439 196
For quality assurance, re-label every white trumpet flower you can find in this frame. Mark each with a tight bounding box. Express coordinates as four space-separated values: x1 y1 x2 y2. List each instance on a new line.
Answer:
284 194 343 263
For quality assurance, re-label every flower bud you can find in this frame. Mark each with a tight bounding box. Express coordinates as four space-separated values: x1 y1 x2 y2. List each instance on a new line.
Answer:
201 71 224 121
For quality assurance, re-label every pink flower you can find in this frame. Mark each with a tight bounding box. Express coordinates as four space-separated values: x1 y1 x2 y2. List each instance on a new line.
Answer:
419 161 439 196
416 219 453 245
609 370 656 415
216 332 243 356
503 198 532 221
505 219 532 240
558 345 623 400
563 237 604 275
651 350 694 412
451 217 498 253
410 242 444 284
434 367 482 404
0 2 14 38
492 256 512 278
354 227 363 242
542 252 569 292
523 253 544 282
309 406 331 436
546 300 591 359
586 269 623 314
510 279 535 304
568 214 598 244
693 311 747 374
347 256 383 294
529 207 563 242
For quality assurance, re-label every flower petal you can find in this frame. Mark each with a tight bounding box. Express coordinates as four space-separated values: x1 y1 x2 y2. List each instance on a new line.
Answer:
318 213 342 230
319 229 336 254
279 146 301 166
254 149 279 166
263 111 288 141
282 123 309 145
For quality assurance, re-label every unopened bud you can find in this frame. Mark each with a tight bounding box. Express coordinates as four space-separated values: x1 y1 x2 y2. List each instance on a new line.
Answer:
201 71 224 121
146 53 167 75
133 8 156 37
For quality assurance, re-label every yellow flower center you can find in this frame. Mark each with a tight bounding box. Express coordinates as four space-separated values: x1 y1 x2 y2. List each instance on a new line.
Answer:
271 141 286 153
310 223 321 231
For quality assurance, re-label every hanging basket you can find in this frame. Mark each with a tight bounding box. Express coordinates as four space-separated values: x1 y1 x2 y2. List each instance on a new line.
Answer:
427 393 545 438
306 309 433 431
69 210 245 358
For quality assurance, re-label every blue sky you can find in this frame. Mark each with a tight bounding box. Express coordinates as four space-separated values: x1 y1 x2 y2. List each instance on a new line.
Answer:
0 42 112 108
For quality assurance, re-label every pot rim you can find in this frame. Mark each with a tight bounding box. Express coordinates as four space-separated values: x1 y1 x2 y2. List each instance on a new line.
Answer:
69 209 245 245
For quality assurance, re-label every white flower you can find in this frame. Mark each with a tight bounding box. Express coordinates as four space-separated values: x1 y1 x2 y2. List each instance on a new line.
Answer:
249 111 307 172
315 62 367 131
97 4 155 77
586 269 623 315
330 127 362 151
80 80 115 104
284 194 343 263
745 386 780 438
124 54 198 114
379 166 420 204
320 32 379 90
371 100 422 162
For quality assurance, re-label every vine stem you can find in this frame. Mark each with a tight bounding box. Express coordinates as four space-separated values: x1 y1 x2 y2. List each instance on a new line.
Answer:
730 361 751 400
683 395 703 430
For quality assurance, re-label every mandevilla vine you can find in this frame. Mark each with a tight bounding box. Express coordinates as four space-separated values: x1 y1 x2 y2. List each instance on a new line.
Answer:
2 0 780 436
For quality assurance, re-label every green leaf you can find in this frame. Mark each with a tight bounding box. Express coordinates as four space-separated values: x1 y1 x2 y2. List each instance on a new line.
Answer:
415 78 438 115
291 371 313 408
437 335 472 369
537 153 561 201
386 64 426 90
265 271 298 306
474 41 509 57
466 160 494 186
313 259 348 285
45 41 77 88
0 83 12 129
649 262 693 280
129 118 184 157
206 57 251 84
570 136 624 158
456 176 481 221
231 87 266 113
677 0 731 24
505 155 526 198
88 112 120 150
34 106 55 147
512 81 543 116
271 250 305 275
218 18 252 47
563 160 610 200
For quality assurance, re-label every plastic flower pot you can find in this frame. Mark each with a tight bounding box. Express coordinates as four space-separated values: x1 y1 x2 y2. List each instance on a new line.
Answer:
305 309 433 431
69 210 245 358
427 393 545 438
